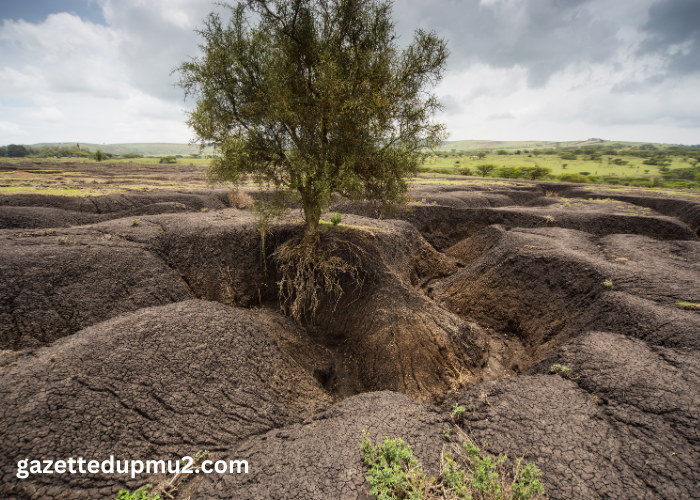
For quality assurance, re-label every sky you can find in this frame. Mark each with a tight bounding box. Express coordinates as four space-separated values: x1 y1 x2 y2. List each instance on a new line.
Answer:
1 0 699 146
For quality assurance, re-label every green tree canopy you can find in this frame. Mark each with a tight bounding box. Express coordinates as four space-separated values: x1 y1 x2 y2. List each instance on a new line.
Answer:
475 164 496 177
7 144 29 158
520 165 551 180
176 0 448 238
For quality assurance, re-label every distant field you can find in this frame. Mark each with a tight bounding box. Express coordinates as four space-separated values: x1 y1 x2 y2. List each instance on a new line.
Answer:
0 156 211 167
0 159 215 196
29 142 215 156
1 158 698 199
3 152 683 178
424 152 687 177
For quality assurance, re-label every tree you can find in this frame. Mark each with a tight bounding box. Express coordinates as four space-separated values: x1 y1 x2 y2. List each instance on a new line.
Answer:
175 0 448 239
520 165 551 180
95 149 104 162
7 144 29 157
475 164 496 177
476 151 488 159
495 166 523 179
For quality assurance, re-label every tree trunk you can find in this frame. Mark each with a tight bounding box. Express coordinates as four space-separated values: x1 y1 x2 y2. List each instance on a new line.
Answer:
303 202 322 241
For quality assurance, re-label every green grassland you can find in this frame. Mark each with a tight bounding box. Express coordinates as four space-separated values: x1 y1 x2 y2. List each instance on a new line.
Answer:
424 152 679 177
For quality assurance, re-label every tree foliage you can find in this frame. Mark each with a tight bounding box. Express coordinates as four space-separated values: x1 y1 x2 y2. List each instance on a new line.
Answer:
475 164 496 177
176 0 448 238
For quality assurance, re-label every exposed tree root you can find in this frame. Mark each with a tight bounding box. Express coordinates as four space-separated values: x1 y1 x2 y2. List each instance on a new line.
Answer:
273 234 367 325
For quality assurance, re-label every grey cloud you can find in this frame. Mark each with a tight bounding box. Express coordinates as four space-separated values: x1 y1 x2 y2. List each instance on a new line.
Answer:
97 1 229 102
638 0 700 76
438 94 465 115
393 0 621 87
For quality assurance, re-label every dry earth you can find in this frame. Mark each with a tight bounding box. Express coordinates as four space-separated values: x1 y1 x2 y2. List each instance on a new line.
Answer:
1 162 699 499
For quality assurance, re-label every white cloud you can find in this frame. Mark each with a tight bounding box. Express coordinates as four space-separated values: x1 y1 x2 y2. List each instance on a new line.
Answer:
24 107 67 123
0 0 698 145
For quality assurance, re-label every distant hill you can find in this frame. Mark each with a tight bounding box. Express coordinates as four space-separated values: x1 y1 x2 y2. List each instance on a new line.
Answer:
434 139 673 151
30 143 214 156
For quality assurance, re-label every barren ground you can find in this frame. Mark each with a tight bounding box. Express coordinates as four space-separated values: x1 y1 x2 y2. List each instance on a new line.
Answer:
1 161 699 499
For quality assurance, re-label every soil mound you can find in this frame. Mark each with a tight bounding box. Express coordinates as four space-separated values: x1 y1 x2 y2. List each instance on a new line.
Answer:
0 300 332 500
0 190 230 229
401 205 696 251
555 187 700 234
434 225 700 369
0 206 105 229
450 330 700 499
0 231 193 350
276 221 488 402
189 391 449 500
113 211 490 402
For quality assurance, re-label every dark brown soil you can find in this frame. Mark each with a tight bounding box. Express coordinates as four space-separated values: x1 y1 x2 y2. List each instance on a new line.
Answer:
1 170 699 499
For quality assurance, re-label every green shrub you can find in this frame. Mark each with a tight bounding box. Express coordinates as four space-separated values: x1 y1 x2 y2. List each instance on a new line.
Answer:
159 156 177 164
550 364 572 378
361 431 545 500
495 166 524 179
556 173 590 183
330 212 342 225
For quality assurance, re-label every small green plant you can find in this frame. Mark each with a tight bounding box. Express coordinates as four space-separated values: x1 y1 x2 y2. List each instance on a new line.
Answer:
361 433 424 499
361 430 545 500
116 484 161 500
56 236 73 245
675 301 700 309
550 364 571 379
602 279 613 289
330 212 342 225
131 219 140 226
452 403 466 422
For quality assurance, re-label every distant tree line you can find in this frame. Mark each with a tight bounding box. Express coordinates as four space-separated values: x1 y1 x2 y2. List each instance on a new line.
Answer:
0 144 147 160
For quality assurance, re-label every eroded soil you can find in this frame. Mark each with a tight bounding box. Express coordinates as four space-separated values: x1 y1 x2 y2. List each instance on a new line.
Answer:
1 166 699 499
